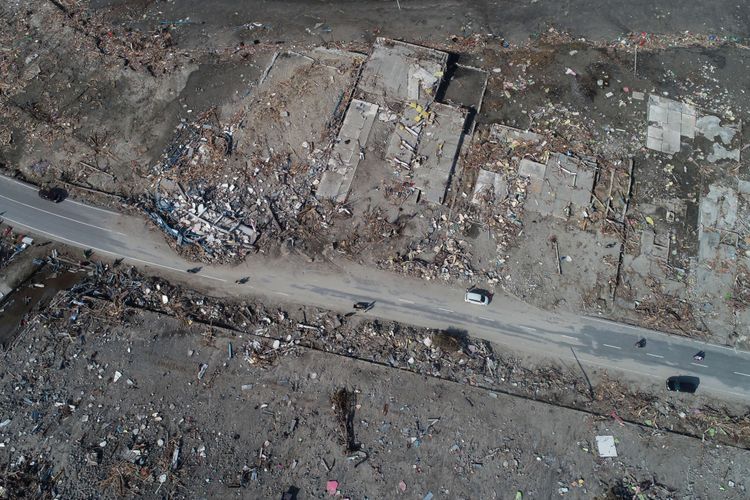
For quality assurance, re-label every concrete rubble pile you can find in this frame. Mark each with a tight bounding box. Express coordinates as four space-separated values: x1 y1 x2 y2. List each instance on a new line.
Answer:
145 115 326 262
387 235 477 282
465 124 541 231
144 48 364 262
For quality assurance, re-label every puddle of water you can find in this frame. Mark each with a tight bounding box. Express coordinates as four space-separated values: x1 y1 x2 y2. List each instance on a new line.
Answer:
0 267 83 348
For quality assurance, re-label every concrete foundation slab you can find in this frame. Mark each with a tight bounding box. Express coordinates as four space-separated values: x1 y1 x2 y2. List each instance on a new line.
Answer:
357 37 447 107
317 99 379 202
412 102 467 204
472 169 508 204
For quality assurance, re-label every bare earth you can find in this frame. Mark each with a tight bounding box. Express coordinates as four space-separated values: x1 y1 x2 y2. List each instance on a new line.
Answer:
1 305 748 499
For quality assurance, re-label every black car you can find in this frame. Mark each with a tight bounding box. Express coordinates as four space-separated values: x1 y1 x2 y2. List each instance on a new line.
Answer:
38 187 67 203
666 376 699 393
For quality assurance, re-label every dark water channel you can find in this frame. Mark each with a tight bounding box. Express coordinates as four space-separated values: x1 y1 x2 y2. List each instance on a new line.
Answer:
0 267 82 348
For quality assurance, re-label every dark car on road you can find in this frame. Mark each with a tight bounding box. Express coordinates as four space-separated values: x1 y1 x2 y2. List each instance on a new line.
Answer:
666 376 699 393
38 187 67 203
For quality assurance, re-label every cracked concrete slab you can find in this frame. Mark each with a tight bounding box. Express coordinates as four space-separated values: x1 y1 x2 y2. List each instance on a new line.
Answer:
472 169 508 204
646 95 696 154
317 99 379 202
412 102 467 204
356 37 447 107
696 115 738 144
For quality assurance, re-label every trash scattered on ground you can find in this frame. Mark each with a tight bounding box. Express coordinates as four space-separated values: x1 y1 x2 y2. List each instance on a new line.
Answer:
0 255 747 498
326 480 339 495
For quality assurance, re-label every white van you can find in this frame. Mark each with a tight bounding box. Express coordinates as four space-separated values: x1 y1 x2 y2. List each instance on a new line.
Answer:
464 290 489 305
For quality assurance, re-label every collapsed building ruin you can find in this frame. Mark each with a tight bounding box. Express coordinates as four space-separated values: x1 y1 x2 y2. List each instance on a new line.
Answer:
318 38 478 205
145 38 488 261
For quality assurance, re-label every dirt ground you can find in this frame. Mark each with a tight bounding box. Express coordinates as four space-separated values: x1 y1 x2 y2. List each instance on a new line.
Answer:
2 291 749 499
0 257 748 498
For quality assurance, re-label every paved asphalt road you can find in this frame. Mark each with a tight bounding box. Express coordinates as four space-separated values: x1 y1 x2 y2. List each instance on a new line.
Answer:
1 175 749 400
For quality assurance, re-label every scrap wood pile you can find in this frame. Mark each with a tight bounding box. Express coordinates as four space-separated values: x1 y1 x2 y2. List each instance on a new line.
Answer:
589 161 632 230
378 236 476 282
633 291 705 338
609 31 748 51
730 265 750 309
451 135 530 254
607 473 676 500
33 262 271 336
332 208 411 256
0 454 57 499
593 375 750 449
286 314 500 384
0 227 29 271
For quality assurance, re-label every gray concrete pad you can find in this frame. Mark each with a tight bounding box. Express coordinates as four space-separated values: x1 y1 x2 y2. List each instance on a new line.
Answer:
317 99 379 202
646 95 697 154
700 183 738 233
522 153 595 218
518 158 546 179
356 37 447 107
490 124 543 145
696 115 738 144
412 102 467 204
472 169 508 204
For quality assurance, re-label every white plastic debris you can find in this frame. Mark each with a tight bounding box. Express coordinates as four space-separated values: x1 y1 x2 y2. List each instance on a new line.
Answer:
596 435 617 457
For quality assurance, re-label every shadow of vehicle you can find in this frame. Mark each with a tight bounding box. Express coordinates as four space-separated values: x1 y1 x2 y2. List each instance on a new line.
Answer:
666 375 700 393
433 327 470 352
353 301 375 312
281 486 300 500
38 187 68 203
